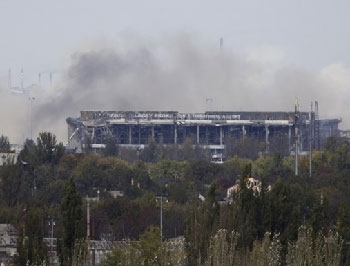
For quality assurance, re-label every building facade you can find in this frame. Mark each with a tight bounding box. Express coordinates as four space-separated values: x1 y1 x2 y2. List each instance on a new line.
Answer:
66 107 341 155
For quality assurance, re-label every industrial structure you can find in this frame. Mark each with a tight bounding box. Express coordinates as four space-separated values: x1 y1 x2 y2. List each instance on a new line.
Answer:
66 102 341 156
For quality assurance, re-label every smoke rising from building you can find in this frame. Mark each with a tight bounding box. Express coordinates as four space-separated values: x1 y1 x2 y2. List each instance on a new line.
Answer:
1 34 349 144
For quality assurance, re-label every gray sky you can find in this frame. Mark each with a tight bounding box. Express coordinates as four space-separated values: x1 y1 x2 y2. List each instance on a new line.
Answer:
1 0 350 143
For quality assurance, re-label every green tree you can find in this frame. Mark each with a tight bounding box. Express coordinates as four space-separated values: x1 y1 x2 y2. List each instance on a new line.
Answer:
18 139 38 166
139 225 162 265
14 208 48 266
0 163 30 206
182 137 196 161
269 181 307 254
25 208 48 266
142 137 158 163
102 242 142 266
103 136 119 157
60 178 84 266
235 164 259 249
310 193 329 241
268 132 290 156
235 137 265 160
15 226 27 266
0 135 10 152
185 183 220 265
36 132 64 164
337 203 350 265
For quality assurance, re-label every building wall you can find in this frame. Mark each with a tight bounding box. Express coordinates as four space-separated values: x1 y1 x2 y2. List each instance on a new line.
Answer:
66 111 341 154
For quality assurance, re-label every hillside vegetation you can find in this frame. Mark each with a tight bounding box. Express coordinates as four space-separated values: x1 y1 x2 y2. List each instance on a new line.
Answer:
1 133 350 265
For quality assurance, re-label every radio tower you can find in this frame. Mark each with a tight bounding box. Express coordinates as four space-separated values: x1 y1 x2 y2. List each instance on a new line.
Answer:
8 69 11 89
20 68 24 90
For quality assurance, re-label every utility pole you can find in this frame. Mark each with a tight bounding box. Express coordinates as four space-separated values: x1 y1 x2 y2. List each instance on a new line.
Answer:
48 216 55 264
294 100 299 176
86 197 90 240
156 196 166 242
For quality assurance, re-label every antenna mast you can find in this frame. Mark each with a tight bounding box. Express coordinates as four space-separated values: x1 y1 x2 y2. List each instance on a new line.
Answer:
8 68 11 90
20 68 24 90
220 37 223 50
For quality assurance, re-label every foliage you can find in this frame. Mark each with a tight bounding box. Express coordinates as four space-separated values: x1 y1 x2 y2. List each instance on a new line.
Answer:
102 237 186 266
13 207 49 266
19 132 64 166
184 183 220 265
15 226 27 266
36 132 64 164
225 136 265 160
2 134 350 265
139 225 162 265
102 241 142 266
25 208 49 266
71 155 134 196
60 178 84 266
203 226 342 266
0 135 11 152
103 136 119 157
148 160 187 180
71 239 88 266
286 226 342 266
142 137 159 163
184 160 223 186
0 163 28 206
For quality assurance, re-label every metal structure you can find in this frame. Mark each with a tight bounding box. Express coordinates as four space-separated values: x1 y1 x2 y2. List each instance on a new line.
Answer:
66 107 341 154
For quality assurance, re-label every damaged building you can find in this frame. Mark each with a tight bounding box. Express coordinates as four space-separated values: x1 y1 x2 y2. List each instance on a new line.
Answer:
66 103 341 156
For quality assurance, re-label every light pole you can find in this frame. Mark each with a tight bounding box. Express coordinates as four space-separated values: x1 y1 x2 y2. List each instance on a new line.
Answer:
156 196 166 242
48 216 55 262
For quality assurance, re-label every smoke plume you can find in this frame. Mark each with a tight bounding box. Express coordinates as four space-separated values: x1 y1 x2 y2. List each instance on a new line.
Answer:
1 34 349 144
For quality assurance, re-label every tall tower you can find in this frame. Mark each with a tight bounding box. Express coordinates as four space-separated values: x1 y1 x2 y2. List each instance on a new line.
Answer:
20 68 24 90
8 68 11 90
50 72 53 90
294 99 300 176
220 37 224 51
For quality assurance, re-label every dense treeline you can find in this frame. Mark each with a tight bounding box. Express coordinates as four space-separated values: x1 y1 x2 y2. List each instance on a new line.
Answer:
1 133 350 265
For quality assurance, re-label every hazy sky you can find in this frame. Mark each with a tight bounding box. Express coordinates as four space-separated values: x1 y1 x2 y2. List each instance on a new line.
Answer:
1 0 349 72
1 0 350 143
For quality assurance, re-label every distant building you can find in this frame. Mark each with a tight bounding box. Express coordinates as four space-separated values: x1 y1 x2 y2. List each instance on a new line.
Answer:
66 106 341 155
0 144 22 166
0 224 17 262
108 191 124 198
227 178 271 199
0 153 18 166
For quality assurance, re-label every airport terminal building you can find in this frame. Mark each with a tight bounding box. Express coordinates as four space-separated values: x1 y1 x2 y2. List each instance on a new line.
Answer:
66 104 341 155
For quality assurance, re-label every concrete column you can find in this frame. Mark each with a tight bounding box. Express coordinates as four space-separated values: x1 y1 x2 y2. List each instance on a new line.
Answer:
197 125 200 144
138 125 141 144
220 126 223 146
129 126 132 144
288 125 291 151
206 126 209 144
183 126 187 143
242 125 246 139
152 126 155 138
174 125 177 144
